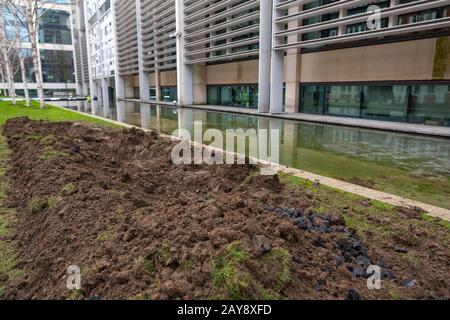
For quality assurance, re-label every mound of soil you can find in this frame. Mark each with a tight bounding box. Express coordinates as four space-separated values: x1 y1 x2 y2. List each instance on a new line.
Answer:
0 117 448 300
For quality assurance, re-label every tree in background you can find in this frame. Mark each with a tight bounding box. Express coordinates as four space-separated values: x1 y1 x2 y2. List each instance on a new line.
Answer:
5 0 53 109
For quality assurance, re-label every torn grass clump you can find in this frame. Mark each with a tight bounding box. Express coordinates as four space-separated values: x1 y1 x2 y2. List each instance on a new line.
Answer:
39 147 68 160
61 183 78 197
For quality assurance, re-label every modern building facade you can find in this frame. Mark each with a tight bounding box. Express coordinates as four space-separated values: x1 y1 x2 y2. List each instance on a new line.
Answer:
0 0 76 99
72 0 450 127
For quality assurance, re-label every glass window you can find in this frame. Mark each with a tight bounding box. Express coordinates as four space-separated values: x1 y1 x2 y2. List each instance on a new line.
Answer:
409 85 450 126
161 87 177 102
40 50 75 83
398 6 450 25
325 85 362 117
149 87 157 101
38 9 72 45
300 83 450 126
301 85 326 114
347 0 390 16
361 85 409 122
207 85 259 109
346 18 389 34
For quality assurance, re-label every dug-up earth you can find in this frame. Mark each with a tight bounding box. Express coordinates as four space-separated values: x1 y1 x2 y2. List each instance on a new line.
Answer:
0 117 449 300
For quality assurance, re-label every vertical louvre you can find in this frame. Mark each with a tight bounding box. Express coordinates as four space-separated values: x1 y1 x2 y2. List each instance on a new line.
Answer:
183 0 261 64
140 0 177 72
114 0 139 75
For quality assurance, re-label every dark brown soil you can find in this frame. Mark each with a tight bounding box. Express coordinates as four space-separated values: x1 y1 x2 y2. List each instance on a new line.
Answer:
0 117 449 300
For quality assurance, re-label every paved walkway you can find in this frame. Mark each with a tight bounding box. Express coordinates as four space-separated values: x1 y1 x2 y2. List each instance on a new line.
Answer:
186 105 450 138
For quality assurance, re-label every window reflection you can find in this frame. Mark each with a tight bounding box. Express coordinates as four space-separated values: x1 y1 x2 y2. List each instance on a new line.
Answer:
301 84 450 126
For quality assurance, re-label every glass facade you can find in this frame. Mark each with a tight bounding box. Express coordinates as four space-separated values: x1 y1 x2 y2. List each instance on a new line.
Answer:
40 50 75 83
207 85 259 109
301 84 450 126
39 9 72 45
398 6 450 25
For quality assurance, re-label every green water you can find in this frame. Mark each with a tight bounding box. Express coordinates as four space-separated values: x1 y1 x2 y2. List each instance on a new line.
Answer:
117 103 450 209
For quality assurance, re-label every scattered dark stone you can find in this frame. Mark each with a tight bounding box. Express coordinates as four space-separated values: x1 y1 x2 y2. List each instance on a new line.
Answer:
381 268 396 279
312 237 325 248
356 255 371 266
400 279 418 287
71 145 80 153
89 295 100 300
313 283 321 292
121 173 131 183
342 239 368 260
360 199 371 207
347 289 361 300
351 267 368 278
334 255 344 266
394 245 409 253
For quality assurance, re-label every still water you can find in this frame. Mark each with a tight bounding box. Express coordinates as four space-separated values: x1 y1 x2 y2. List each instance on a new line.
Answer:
91 102 450 209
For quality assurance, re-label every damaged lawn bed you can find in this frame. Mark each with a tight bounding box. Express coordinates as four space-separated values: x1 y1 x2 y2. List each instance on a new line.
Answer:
0 117 449 300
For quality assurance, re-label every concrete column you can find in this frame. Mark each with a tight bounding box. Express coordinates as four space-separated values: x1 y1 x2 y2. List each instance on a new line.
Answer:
338 8 348 35
89 80 98 115
175 0 193 106
81 82 89 113
115 75 126 123
270 0 284 114
155 70 162 101
76 82 82 112
389 0 398 27
258 0 272 113
136 0 150 102
193 65 207 105
101 77 110 118
285 6 301 113
111 0 125 123
82 0 97 115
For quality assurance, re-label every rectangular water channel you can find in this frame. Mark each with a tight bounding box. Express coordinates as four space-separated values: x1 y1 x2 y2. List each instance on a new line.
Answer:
92 101 450 210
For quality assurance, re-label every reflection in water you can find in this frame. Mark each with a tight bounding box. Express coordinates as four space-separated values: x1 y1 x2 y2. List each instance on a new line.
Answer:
98 103 450 208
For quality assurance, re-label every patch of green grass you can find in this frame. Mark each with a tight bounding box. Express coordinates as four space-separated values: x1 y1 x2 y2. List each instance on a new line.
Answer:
134 199 149 208
67 289 83 300
61 183 78 197
259 248 291 293
96 228 114 242
28 197 49 214
241 167 261 185
211 242 251 300
141 245 173 278
421 212 450 230
181 259 195 273
0 100 120 128
388 288 401 300
211 243 293 300
39 147 69 160
47 196 59 209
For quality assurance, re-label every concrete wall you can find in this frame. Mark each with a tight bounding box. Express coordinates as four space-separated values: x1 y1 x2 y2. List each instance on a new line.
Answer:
300 38 449 83
206 60 259 84
149 70 177 86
